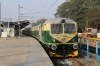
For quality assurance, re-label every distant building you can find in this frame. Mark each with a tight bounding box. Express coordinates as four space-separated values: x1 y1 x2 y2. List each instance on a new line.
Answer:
0 20 30 37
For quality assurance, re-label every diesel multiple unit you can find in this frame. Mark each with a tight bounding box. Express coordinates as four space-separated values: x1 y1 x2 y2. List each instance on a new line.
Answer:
23 18 78 57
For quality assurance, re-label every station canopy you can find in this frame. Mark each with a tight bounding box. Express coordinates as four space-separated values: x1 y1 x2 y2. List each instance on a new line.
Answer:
0 20 30 29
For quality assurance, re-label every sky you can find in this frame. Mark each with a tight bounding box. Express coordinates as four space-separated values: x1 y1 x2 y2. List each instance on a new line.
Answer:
0 0 66 23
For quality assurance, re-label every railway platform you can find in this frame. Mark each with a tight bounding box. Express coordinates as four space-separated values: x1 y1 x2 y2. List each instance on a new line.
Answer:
0 36 54 66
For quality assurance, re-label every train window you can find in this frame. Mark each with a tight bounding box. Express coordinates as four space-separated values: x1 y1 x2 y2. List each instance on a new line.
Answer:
51 24 63 34
64 24 75 34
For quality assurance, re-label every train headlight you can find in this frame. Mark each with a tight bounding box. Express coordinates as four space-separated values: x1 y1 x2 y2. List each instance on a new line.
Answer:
51 44 57 50
73 44 78 49
62 38 66 43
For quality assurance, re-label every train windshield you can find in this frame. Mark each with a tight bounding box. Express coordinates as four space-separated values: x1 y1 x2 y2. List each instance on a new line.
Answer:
64 24 76 34
51 24 63 34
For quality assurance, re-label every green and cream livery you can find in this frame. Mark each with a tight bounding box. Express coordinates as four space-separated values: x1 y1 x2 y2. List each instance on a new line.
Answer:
30 18 78 57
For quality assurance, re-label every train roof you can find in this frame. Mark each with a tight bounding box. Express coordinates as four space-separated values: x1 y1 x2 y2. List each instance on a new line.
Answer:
31 23 42 28
31 18 76 28
43 18 75 24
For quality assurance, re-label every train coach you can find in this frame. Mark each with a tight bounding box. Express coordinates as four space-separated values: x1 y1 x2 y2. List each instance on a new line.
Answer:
23 18 78 57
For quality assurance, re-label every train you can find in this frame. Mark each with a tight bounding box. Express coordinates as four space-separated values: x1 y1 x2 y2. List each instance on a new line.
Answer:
22 18 78 57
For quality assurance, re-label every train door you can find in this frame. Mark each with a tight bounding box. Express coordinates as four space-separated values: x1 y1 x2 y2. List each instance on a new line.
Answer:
39 26 42 41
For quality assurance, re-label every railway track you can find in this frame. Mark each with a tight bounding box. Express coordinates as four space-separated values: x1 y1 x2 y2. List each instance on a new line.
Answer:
68 58 84 66
51 58 68 66
51 58 84 66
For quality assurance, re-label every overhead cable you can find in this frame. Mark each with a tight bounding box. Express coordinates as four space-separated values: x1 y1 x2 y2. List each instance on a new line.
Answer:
41 0 58 17
40 0 49 11
21 6 39 13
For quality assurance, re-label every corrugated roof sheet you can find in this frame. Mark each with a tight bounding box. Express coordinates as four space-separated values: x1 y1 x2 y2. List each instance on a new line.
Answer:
0 20 30 29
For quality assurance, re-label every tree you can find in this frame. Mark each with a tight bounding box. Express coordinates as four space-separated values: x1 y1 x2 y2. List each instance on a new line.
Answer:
36 19 47 25
55 2 70 18
55 0 100 29
85 7 100 28
32 23 37 27
32 18 47 27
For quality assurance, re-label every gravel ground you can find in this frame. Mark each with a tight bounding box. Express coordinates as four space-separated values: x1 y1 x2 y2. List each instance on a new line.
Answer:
76 50 100 66
64 49 100 66
76 57 100 66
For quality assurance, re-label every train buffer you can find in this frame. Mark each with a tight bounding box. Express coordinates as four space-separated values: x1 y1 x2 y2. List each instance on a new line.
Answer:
0 36 54 66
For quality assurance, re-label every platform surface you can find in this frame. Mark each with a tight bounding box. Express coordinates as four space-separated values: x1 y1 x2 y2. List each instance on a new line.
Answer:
0 36 54 66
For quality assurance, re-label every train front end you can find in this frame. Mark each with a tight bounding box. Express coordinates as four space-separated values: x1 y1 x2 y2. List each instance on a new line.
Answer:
49 19 78 57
